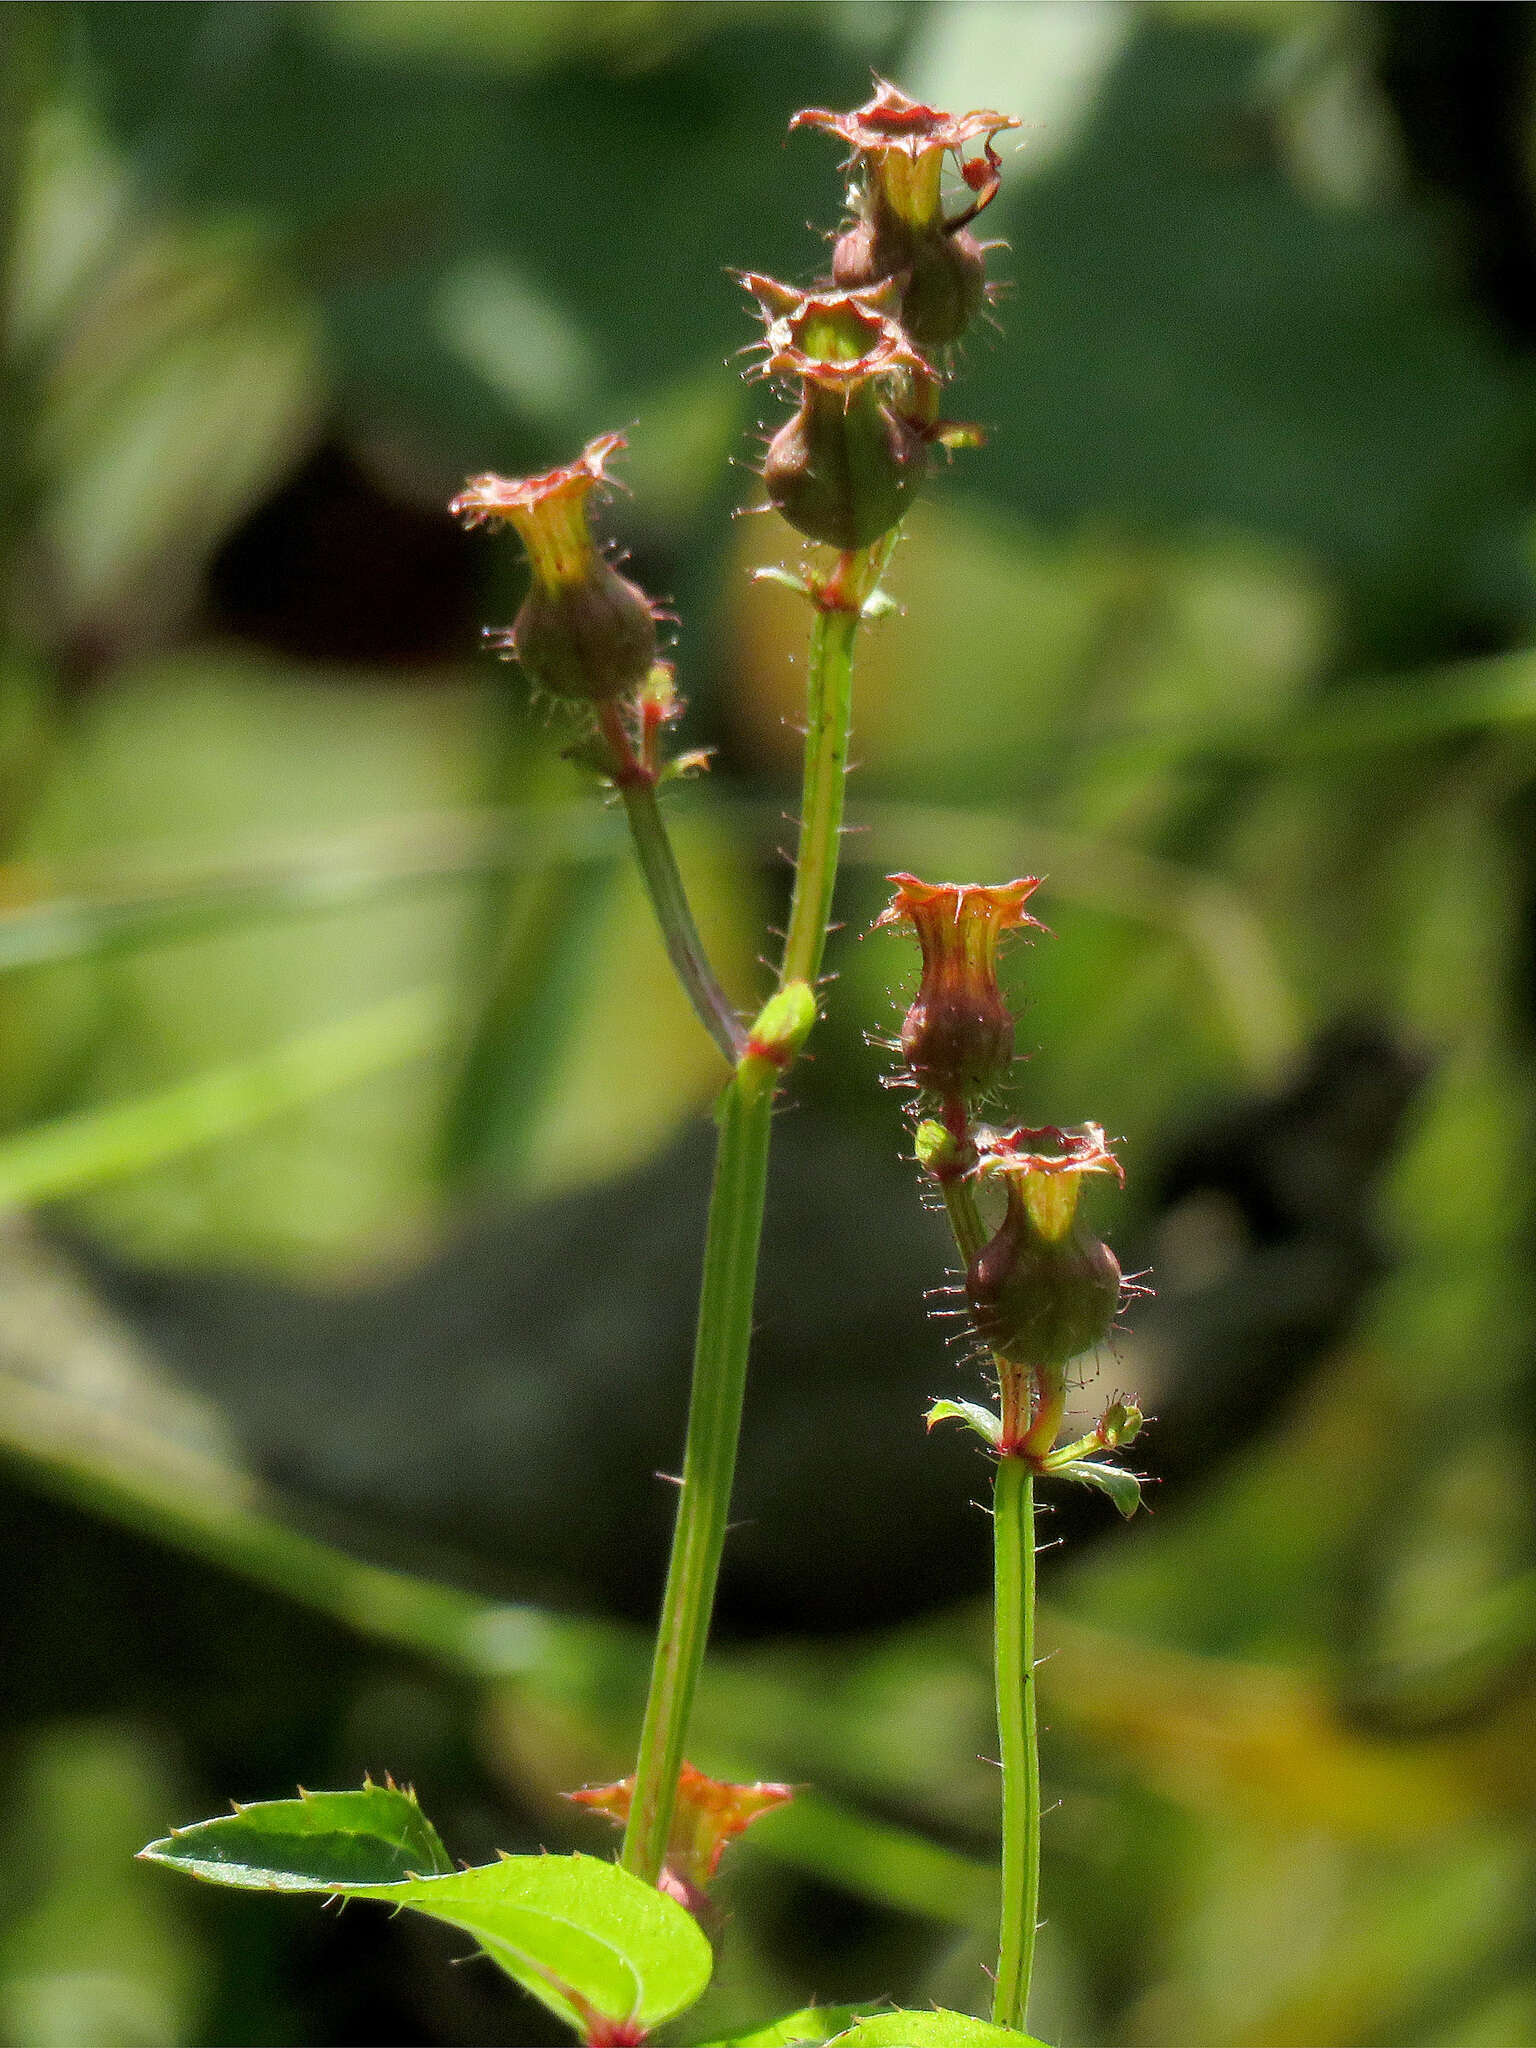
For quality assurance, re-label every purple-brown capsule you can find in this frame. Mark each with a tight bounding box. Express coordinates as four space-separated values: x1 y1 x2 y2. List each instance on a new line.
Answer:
874 873 1043 1106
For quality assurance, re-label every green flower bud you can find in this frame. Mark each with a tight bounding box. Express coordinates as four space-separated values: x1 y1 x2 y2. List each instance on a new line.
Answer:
743 979 818 1074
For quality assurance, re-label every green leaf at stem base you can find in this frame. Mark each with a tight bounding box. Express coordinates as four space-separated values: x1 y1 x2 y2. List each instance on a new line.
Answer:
140 1788 712 2037
138 1780 452 1888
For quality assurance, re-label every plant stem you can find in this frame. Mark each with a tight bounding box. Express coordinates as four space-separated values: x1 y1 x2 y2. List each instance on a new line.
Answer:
779 542 884 990
992 1453 1039 2034
622 541 886 1883
616 776 746 1065
621 1053 776 1881
939 1174 988 1265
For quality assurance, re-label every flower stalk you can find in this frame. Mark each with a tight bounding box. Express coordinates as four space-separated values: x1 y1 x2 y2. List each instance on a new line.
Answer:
620 1029 783 1883
992 1452 1039 2035
593 693 746 1067
612 776 745 1067
779 541 888 990
886 880 1147 2037
455 76 1017 1933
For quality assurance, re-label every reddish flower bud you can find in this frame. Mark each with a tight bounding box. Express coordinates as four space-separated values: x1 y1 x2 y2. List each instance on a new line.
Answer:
965 1124 1124 1372
450 433 658 705
741 278 935 549
792 78 1019 349
874 873 1043 1106
565 1763 793 1916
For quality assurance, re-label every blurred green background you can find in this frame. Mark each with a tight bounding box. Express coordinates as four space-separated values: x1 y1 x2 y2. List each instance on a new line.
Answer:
3 2 1536 2042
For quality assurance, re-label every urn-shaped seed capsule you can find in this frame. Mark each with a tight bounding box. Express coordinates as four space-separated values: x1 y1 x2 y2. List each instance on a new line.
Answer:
832 218 988 354
792 78 1019 349
761 384 928 551
965 1125 1125 1370
741 278 937 550
450 433 658 705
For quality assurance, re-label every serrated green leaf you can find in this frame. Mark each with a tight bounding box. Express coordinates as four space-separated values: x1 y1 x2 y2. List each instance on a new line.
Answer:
140 1803 712 2035
826 2013 1049 2048
1050 1457 1143 1518
697 2006 866 2047
138 1782 452 1889
924 1399 1003 1448
347 1853 712 2035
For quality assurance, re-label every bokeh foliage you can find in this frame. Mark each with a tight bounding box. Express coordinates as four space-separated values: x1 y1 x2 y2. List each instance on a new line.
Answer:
4 3 1536 2043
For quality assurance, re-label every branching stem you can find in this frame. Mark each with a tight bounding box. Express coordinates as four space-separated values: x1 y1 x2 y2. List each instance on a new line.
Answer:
597 698 746 1066
616 776 746 1065
939 1174 988 1265
622 540 883 1884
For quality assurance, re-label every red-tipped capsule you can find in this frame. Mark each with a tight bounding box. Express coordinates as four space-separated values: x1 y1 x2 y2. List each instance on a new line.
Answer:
741 278 935 549
450 433 658 704
874 873 1043 1107
792 78 1019 348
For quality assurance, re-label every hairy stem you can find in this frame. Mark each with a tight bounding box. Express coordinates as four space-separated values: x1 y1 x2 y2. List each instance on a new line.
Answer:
939 1174 988 1265
621 1052 776 1881
779 542 885 990
622 541 885 1883
992 1454 1040 2033
616 776 746 1065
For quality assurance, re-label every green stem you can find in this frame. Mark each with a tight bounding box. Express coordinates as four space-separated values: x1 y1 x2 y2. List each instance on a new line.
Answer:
617 778 745 1065
780 602 858 989
940 1174 988 1265
621 542 887 1883
779 539 888 991
621 1052 776 1881
992 1454 1039 2034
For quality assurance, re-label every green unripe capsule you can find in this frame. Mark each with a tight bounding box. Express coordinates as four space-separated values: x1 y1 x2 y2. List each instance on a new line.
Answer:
741 277 940 553
964 1125 1125 1369
833 215 988 351
793 79 1018 349
763 382 927 552
967 1182 1122 1370
511 560 657 704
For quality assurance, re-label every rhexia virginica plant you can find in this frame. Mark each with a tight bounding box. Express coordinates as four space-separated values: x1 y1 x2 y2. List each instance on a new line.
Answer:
140 80 1145 2048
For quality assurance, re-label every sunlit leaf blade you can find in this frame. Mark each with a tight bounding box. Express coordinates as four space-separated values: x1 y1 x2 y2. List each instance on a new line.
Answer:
138 1782 452 1889
345 1854 713 2035
140 1806 712 2036
826 2013 1049 2047
697 2006 866 2046
1049 1457 1143 1518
